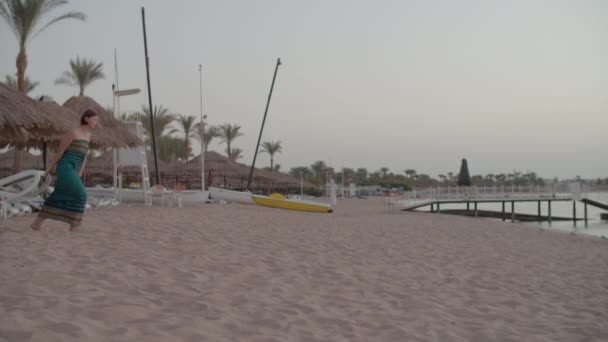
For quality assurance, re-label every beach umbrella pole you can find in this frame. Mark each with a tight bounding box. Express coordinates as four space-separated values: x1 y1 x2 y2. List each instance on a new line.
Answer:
42 143 47 170
247 58 281 190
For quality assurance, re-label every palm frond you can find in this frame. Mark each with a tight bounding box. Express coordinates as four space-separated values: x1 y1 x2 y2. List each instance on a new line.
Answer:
31 11 85 40
0 0 85 47
55 56 103 95
260 140 282 154
228 147 243 161
3 73 38 93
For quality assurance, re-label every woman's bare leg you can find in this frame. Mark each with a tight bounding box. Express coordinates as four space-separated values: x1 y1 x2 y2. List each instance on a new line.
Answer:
31 216 45 230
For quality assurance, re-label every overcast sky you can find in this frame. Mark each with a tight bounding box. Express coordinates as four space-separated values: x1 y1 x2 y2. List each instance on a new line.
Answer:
1 0 606 179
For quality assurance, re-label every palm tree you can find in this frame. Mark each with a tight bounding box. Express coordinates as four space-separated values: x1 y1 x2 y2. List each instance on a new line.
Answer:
135 105 176 143
310 160 327 179
405 169 417 179
0 0 85 171
289 166 313 179
227 147 243 161
380 167 390 179
260 141 282 170
192 122 220 153
355 168 368 181
157 135 185 162
3 74 38 93
54 56 104 95
219 123 243 157
0 0 85 93
170 114 196 161
484 174 495 186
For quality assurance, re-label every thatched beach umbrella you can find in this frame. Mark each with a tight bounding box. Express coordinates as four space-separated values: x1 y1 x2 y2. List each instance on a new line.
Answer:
63 96 142 148
0 83 75 171
0 83 72 145
179 152 302 190
181 152 262 183
86 149 168 176
37 98 141 150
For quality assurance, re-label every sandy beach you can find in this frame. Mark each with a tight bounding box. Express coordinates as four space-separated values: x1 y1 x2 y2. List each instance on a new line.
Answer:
1 198 607 341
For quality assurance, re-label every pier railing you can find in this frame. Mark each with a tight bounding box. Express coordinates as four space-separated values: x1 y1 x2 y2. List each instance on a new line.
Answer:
404 184 578 201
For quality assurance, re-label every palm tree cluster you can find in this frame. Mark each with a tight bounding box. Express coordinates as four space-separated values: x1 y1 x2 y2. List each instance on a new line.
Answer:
290 162 550 190
122 108 286 166
0 0 288 170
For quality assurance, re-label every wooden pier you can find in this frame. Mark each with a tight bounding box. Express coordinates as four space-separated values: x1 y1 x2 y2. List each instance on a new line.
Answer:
401 196 608 227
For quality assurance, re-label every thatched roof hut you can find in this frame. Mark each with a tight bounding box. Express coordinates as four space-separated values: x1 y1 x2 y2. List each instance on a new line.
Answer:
82 149 310 191
85 149 168 176
172 152 268 182
63 96 142 148
176 152 308 189
0 84 72 144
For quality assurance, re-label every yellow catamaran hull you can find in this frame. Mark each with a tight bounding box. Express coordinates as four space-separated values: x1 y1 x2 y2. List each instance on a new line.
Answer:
251 194 332 213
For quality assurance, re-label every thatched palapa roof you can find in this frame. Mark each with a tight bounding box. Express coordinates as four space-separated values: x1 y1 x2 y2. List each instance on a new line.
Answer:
0 84 72 144
85 149 169 175
63 96 142 148
177 152 308 188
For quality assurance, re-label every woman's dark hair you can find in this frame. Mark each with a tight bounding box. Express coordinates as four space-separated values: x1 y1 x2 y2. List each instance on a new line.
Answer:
81 109 98 125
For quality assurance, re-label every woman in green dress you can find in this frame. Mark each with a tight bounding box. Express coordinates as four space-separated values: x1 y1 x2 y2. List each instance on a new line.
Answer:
31 109 99 231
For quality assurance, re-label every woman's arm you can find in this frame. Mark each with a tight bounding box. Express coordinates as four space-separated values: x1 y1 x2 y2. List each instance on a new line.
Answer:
45 130 75 175
78 153 88 177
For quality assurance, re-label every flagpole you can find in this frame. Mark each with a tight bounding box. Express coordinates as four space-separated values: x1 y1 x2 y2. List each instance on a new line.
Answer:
199 64 206 190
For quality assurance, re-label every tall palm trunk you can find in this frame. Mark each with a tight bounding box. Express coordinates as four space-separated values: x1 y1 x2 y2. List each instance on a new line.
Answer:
16 48 27 92
270 156 274 170
13 47 28 171
184 139 189 162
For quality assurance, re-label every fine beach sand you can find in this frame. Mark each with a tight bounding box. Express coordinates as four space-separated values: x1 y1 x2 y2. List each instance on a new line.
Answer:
1 198 607 341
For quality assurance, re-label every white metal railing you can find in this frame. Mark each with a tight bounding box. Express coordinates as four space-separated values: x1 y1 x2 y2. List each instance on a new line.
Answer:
402 183 579 201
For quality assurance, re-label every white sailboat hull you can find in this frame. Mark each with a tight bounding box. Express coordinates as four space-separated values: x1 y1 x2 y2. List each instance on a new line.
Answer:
208 187 254 204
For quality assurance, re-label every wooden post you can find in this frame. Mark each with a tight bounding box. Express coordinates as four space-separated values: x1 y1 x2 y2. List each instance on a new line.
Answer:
584 201 588 228
431 203 434 212
548 201 552 225
537 201 541 222
502 201 505 221
511 201 515 222
474 201 478 217
467 201 470 211
573 201 577 227
437 202 440 213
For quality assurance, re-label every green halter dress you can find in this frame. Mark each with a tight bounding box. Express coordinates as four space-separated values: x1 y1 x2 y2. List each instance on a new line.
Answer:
39 139 89 225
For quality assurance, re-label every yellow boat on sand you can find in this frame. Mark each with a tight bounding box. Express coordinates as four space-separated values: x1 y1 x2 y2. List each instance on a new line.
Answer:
251 193 332 213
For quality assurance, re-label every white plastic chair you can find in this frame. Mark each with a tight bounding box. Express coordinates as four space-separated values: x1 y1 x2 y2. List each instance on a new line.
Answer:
170 183 186 208
145 184 172 207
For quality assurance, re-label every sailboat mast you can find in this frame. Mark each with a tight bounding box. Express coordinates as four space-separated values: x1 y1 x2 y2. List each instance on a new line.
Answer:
141 7 160 185
247 58 282 191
